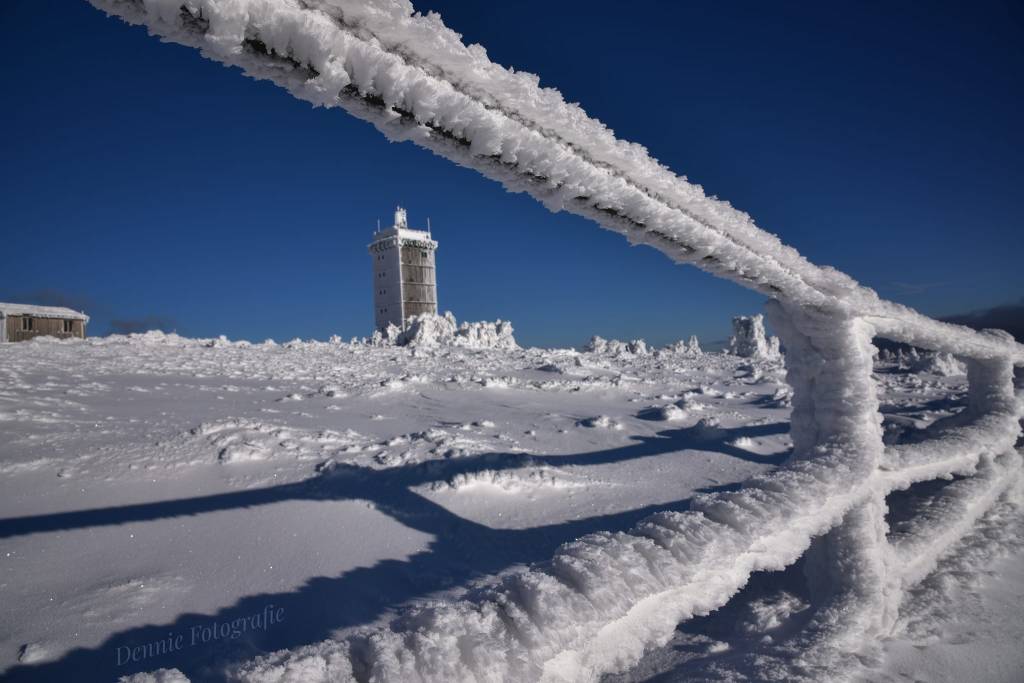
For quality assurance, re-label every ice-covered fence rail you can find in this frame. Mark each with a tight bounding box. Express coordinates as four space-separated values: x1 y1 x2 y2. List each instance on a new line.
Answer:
227 449 1021 681
887 450 1020 590
85 1 1024 680
92 0 835 309
86 0 1024 364
227 451 902 682
286 0 1024 364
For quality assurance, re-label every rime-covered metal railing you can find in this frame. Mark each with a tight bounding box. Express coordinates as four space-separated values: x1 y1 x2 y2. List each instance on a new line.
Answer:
90 1 1024 681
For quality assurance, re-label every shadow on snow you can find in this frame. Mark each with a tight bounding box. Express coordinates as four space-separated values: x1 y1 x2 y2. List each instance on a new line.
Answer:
1 422 790 682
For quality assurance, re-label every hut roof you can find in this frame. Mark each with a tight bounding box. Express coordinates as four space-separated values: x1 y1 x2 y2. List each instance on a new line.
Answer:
0 303 90 322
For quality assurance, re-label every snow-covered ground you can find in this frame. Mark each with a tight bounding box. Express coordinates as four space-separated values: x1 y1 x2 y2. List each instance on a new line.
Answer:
1 331 1020 681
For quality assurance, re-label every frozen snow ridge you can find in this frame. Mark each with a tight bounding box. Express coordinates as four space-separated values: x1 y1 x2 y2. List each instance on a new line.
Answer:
87 1 1024 681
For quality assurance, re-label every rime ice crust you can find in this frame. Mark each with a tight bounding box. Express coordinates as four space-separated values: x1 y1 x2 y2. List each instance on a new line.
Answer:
728 314 781 360
372 312 517 349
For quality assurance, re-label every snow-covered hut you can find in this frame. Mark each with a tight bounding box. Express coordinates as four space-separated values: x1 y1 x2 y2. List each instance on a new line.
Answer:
0 303 89 342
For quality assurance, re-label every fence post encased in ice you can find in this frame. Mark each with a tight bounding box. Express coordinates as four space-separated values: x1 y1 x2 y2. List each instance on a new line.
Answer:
764 301 883 468
766 301 895 656
965 330 1018 418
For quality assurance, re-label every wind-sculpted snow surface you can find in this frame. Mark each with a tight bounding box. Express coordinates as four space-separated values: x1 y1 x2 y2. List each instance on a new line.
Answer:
1 331 1019 682
214 317 1020 683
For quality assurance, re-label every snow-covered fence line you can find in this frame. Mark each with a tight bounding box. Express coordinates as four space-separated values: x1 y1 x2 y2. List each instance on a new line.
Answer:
87 0 1022 364
227 412 1021 682
87 1 1024 680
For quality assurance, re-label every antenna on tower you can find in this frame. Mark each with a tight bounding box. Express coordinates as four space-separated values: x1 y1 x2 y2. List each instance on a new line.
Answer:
376 218 381 233
427 217 431 235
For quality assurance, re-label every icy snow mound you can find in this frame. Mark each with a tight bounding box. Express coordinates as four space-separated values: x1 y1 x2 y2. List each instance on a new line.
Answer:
187 419 367 464
878 348 966 376
664 335 702 355
911 351 966 377
637 404 688 422
433 465 586 493
119 668 190 683
374 312 517 350
90 330 198 347
584 336 650 356
728 314 781 360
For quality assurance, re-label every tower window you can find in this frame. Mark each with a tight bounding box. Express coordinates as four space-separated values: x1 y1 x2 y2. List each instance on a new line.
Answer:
421 251 428 258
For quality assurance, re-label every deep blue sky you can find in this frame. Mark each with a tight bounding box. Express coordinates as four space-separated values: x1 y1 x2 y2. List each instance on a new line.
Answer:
2 1 1022 347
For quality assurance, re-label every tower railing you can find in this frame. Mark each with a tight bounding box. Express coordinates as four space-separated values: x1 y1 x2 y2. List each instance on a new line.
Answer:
90 1 1024 679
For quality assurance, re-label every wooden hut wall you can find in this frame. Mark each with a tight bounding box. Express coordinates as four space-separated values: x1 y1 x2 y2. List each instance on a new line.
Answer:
5 316 85 342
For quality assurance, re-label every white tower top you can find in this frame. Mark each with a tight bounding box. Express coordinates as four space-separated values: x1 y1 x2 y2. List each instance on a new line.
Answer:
394 206 408 229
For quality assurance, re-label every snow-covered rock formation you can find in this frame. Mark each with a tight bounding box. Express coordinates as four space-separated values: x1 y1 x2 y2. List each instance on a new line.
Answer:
583 336 649 355
374 312 517 350
877 347 967 377
728 314 781 360
664 335 702 355
911 351 967 377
